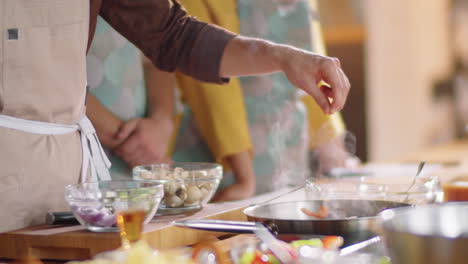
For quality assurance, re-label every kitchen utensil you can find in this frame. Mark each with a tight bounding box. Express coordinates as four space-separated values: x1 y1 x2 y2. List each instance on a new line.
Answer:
46 212 79 225
133 162 222 215
244 200 410 245
403 161 426 202
339 236 381 256
175 200 409 246
65 180 164 232
175 219 385 259
378 202 468 264
174 219 278 234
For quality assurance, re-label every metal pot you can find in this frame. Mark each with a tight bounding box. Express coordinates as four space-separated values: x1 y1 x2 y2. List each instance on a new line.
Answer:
378 202 468 264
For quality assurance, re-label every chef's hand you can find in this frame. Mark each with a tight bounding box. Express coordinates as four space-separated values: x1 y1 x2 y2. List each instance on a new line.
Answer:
280 51 350 115
221 37 351 115
114 117 173 168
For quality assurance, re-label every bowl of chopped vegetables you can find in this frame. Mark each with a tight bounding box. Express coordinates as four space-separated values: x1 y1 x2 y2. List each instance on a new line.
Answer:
132 163 223 215
65 180 164 232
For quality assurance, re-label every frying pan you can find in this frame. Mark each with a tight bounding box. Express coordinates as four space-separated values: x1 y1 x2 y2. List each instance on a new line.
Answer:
175 200 410 246
244 199 410 245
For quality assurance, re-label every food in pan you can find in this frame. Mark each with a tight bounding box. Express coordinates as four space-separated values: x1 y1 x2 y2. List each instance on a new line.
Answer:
321 236 344 249
300 205 329 218
133 163 222 211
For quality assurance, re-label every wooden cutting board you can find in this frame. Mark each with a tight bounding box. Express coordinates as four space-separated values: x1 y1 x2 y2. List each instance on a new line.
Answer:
0 189 288 261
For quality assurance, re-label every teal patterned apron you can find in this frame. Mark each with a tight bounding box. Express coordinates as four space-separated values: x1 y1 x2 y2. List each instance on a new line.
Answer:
172 0 313 194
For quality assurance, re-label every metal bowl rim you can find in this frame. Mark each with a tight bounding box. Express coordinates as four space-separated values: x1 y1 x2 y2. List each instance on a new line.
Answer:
379 201 468 238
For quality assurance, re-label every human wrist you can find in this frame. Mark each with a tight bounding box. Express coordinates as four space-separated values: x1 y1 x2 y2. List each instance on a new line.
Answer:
234 170 256 193
265 42 290 72
148 112 174 131
102 119 125 150
249 38 286 73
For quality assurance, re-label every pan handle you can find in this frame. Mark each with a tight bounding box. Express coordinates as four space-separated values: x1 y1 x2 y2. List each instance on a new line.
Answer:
174 219 277 234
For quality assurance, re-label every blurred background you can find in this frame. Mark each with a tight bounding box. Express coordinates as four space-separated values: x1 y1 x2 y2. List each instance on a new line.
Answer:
319 0 467 162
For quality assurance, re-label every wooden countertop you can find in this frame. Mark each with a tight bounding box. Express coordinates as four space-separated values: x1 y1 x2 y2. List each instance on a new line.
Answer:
0 189 291 261
2 139 468 261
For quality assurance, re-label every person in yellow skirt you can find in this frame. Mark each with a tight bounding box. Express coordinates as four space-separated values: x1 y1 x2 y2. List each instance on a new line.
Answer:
167 0 349 200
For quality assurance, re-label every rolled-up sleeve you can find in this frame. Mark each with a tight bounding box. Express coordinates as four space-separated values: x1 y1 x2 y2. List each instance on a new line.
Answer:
99 0 236 83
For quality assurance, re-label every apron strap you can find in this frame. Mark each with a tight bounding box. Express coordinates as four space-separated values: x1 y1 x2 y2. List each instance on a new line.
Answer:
0 114 111 183
0 114 78 134
77 117 112 182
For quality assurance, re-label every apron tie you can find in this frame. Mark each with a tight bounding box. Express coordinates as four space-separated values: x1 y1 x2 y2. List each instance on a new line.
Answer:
0 114 111 183
77 117 112 183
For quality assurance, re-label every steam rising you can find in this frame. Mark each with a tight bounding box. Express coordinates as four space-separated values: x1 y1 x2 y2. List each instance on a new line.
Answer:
309 120 359 179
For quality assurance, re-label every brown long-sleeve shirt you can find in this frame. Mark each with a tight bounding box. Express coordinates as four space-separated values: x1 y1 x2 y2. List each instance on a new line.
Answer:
89 0 235 84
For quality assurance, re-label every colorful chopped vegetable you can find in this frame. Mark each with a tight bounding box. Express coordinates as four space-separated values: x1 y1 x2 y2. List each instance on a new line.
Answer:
289 238 323 249
322 236 344 250
238 236 341 264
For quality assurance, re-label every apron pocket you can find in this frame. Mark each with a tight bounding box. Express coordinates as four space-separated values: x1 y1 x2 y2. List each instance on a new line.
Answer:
4 0 83 29
3 1 87 122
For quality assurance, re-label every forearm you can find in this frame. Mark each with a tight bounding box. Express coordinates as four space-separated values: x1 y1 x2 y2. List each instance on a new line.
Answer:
226 151 255 191
212 150 256 201
143 56 175 123
220 36 349 115
220 36 283 77
86 93 124 149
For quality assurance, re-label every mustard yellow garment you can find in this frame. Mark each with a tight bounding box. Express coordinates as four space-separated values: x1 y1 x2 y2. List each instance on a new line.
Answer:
174 0 251 169
174 0 346 169
302 0 346 148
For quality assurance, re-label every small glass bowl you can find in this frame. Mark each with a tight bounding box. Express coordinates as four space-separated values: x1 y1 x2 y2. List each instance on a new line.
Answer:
65 180 164 232
375 176 441 204
333 175 442 204
305 179 386 200
133 163 223 215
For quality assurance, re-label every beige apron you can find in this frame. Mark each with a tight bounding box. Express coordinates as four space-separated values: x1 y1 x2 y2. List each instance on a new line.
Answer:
0 0 110 232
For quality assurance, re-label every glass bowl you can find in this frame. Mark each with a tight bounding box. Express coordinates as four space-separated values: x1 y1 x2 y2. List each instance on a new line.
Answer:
325 175 442 204
132 163 223 215
305 179 387 200
65 180 164 232
356 175 441 204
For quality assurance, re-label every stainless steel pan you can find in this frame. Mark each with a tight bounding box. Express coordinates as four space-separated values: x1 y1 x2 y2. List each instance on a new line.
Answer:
175 200 410 246
243 200 410 245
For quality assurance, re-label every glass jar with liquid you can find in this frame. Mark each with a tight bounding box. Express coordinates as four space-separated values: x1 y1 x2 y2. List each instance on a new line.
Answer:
443 177 468 201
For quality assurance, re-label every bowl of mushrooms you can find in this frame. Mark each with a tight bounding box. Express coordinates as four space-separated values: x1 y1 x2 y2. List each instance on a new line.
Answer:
132 162 223 215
